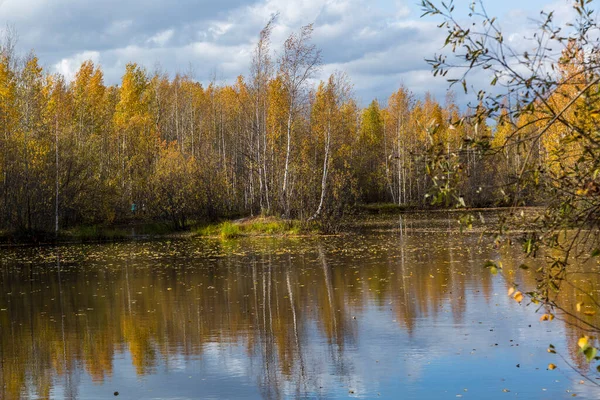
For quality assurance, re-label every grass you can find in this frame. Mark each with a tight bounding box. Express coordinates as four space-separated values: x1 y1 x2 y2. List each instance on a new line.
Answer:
219 221 242 239
0 217 311 245
195 217 304 239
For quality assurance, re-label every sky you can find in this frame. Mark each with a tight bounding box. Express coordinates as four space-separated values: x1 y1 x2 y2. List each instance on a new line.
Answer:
0 0 571 105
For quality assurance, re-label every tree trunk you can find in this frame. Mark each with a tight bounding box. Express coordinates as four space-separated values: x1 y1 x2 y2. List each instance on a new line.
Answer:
282 100 293 216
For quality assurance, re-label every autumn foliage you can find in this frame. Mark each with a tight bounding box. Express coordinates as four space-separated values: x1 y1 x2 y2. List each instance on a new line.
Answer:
0 21 571 235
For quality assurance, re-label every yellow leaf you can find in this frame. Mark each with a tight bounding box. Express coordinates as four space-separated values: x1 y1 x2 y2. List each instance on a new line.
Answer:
514 291 523 303
548 363 557 370
578 336 589 350
540 313 555 322
507 287 515 297
584 310 596 316
577 302 583 312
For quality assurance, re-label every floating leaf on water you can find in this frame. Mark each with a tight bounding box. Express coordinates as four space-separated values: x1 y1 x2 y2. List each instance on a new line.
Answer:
540 313 554 322
583 310 596 316
513 291 523 303
584 346 597 363
577 302 583 312
578 336 589 350
548 363 557 370
507 287 515 297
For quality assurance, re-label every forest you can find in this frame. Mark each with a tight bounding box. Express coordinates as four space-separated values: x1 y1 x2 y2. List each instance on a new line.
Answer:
0 15 587 237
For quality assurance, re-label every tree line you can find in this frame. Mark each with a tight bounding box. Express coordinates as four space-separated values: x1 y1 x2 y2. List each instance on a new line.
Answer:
0 18 572 235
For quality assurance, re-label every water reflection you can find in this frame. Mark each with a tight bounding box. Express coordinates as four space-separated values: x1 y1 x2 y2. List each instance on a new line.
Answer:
1 218 600 399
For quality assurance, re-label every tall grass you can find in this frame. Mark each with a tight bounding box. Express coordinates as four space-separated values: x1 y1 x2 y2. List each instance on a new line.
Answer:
195 217 303 239
219 222 241 239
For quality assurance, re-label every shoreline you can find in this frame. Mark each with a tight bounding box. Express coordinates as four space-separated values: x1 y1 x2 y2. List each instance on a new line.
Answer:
0 205 540 247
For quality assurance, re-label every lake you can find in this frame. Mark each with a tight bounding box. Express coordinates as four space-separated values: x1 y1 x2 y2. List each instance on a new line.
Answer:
1 213 599 399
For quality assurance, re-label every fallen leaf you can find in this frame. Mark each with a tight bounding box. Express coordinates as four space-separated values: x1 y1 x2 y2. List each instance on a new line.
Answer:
540 313 555 321
514 291 523 303
584 346 597 362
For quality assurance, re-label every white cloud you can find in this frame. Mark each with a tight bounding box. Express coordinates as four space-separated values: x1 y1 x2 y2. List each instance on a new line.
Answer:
148 29 174 47
4 0 568 106
54 50 100 81
106 19 134 36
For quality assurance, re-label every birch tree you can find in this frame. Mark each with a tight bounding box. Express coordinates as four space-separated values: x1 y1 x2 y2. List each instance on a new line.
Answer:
278 24 321 216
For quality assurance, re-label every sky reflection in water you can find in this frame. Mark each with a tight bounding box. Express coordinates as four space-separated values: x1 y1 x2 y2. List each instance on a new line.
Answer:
1 214 599 399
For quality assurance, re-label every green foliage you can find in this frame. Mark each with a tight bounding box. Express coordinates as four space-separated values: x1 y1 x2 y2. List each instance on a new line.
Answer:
355 100 386 203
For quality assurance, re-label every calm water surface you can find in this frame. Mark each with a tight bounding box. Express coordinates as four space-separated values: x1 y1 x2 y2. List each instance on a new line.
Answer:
1 214 600 399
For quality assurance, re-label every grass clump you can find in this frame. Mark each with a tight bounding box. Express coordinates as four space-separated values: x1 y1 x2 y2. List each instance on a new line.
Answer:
195 217 304 239
219 221 242 239
195 224 220 237
245 218 302 235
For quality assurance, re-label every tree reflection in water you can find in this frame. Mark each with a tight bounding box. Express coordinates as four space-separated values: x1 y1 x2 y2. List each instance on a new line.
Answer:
1 215 600 398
